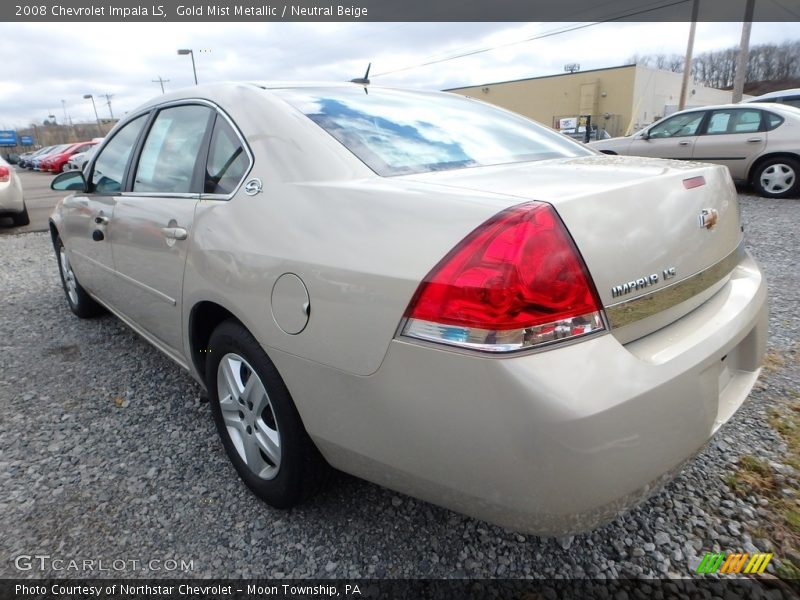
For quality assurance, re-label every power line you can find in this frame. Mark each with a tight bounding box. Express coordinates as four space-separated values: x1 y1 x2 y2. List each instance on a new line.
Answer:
768 0 800 19
372 0 692 79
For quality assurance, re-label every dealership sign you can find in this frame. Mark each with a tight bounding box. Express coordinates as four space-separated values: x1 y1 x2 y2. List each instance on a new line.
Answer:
0 130 17 146
20 135 33 146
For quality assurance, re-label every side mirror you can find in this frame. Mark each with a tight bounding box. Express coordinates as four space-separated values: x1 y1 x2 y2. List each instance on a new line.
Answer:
640 131 650 140
51 170 88 193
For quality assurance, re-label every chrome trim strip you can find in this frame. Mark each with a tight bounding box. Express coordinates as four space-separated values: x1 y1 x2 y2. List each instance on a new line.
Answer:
606 242 745 329
87 291 190 371
71 250 116 275
121 192 199 199
89 97 254 202
111 269 177 306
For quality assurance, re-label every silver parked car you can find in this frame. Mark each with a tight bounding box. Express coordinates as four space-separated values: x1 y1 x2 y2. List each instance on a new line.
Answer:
589 103 800 198
0 156 28 226
50 83 767 535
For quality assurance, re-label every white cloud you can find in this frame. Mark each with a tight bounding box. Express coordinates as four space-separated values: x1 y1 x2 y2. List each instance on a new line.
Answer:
0 21 796 127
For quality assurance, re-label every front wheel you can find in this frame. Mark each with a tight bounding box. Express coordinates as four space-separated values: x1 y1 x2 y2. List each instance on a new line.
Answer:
752 157 799 199
206 320 328 508
55 236 103 317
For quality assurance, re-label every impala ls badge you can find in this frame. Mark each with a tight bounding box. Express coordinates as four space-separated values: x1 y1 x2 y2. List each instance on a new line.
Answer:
244 178 263 196
699 208 719 230
611 267 676 299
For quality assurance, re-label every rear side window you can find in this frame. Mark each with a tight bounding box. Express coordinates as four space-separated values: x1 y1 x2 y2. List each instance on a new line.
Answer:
765 111 785 131
204 117 250 194
134 104 214 194
704 109 764 135
91 115 147 194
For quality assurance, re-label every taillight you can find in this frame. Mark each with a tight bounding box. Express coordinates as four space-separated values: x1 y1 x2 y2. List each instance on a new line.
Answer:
401 202 605 352
0 166 9 182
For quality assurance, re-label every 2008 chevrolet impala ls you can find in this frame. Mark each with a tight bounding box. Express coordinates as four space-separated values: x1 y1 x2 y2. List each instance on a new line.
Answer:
50 83 767 535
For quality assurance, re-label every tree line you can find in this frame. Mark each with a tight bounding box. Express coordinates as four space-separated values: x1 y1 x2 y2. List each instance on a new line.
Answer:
629 40 800 90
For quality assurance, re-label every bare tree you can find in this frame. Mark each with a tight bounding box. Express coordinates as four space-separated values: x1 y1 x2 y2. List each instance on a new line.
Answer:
631 41 800 90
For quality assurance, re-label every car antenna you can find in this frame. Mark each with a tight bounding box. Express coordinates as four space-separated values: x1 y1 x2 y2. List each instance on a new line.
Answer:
350 63 371 93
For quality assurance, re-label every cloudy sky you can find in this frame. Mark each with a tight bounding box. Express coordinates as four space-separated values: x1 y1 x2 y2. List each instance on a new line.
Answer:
0 20 797 128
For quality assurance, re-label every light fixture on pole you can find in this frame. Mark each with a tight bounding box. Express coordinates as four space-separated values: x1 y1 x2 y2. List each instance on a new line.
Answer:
177 48 198 85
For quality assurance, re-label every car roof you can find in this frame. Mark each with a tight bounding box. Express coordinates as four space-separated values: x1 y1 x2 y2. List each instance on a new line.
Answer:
744 88 800 101
670 102 799 117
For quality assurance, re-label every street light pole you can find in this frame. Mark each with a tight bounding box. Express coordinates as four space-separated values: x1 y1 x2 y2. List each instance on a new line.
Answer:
177 48 198 85
83 94 102 135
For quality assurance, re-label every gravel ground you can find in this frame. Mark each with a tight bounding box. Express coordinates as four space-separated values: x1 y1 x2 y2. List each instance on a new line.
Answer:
0 192 798 582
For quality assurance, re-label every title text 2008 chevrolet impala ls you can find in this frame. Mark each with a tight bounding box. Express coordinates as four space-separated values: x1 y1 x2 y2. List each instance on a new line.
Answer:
50 83 766 534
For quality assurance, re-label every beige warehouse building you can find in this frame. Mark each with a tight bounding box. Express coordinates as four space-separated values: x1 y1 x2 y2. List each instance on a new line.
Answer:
447 64 741 137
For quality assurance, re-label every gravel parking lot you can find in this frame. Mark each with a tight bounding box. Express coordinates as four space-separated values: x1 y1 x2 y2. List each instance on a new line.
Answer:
0 192 798 582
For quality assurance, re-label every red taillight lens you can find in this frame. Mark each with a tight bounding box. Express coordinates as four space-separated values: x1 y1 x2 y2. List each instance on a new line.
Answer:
0 166 9 182
402 202 605 352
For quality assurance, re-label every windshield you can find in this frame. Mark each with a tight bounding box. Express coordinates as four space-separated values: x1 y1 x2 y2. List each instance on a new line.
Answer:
272 87 590 176
46 144 71 155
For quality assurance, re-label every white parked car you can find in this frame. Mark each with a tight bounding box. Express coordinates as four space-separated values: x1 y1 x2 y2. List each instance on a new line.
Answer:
50 83 767 534
66 144 101 172
743 87 800 109
0 156 28 226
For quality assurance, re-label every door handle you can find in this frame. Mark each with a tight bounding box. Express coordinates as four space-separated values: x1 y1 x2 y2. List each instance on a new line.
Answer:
161 227 188 240
746 137 763 143
677 141 691 146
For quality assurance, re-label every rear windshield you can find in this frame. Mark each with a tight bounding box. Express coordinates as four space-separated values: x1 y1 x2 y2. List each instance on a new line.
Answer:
272 87 590 176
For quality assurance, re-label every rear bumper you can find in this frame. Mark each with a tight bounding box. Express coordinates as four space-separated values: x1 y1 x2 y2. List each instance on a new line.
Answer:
0 182 24 213
275 251 768 535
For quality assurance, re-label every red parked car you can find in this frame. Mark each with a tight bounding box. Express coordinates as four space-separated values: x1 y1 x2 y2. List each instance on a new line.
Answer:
42 141 98 173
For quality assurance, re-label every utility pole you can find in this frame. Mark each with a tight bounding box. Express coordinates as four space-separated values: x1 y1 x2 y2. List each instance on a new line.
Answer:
678 0 700 111
152 76 170 93
101 94 115 119
732 0 755 103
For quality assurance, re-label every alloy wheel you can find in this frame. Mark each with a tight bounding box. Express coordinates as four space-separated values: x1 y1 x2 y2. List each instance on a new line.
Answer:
216 353 281 480
760 163 795 195
59 247 79 306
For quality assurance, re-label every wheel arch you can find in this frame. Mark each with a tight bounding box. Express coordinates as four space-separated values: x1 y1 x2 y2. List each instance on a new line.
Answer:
747 151 800 183
48 219 60 250
188 300 247 386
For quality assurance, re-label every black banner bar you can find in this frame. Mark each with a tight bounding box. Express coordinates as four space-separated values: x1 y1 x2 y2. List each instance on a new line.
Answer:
3 578 800 600
3 0 800 23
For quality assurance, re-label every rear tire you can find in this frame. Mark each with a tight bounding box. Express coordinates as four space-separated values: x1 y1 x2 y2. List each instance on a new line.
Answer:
206 320 329 508
11 204 29 227
55 236 103 318
752 157 799 199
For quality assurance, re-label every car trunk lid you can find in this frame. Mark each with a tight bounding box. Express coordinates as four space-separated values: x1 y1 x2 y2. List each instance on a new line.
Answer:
402 155 743 344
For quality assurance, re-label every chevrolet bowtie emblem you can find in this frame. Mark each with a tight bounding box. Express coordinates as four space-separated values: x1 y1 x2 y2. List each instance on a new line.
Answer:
699 208 719 230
